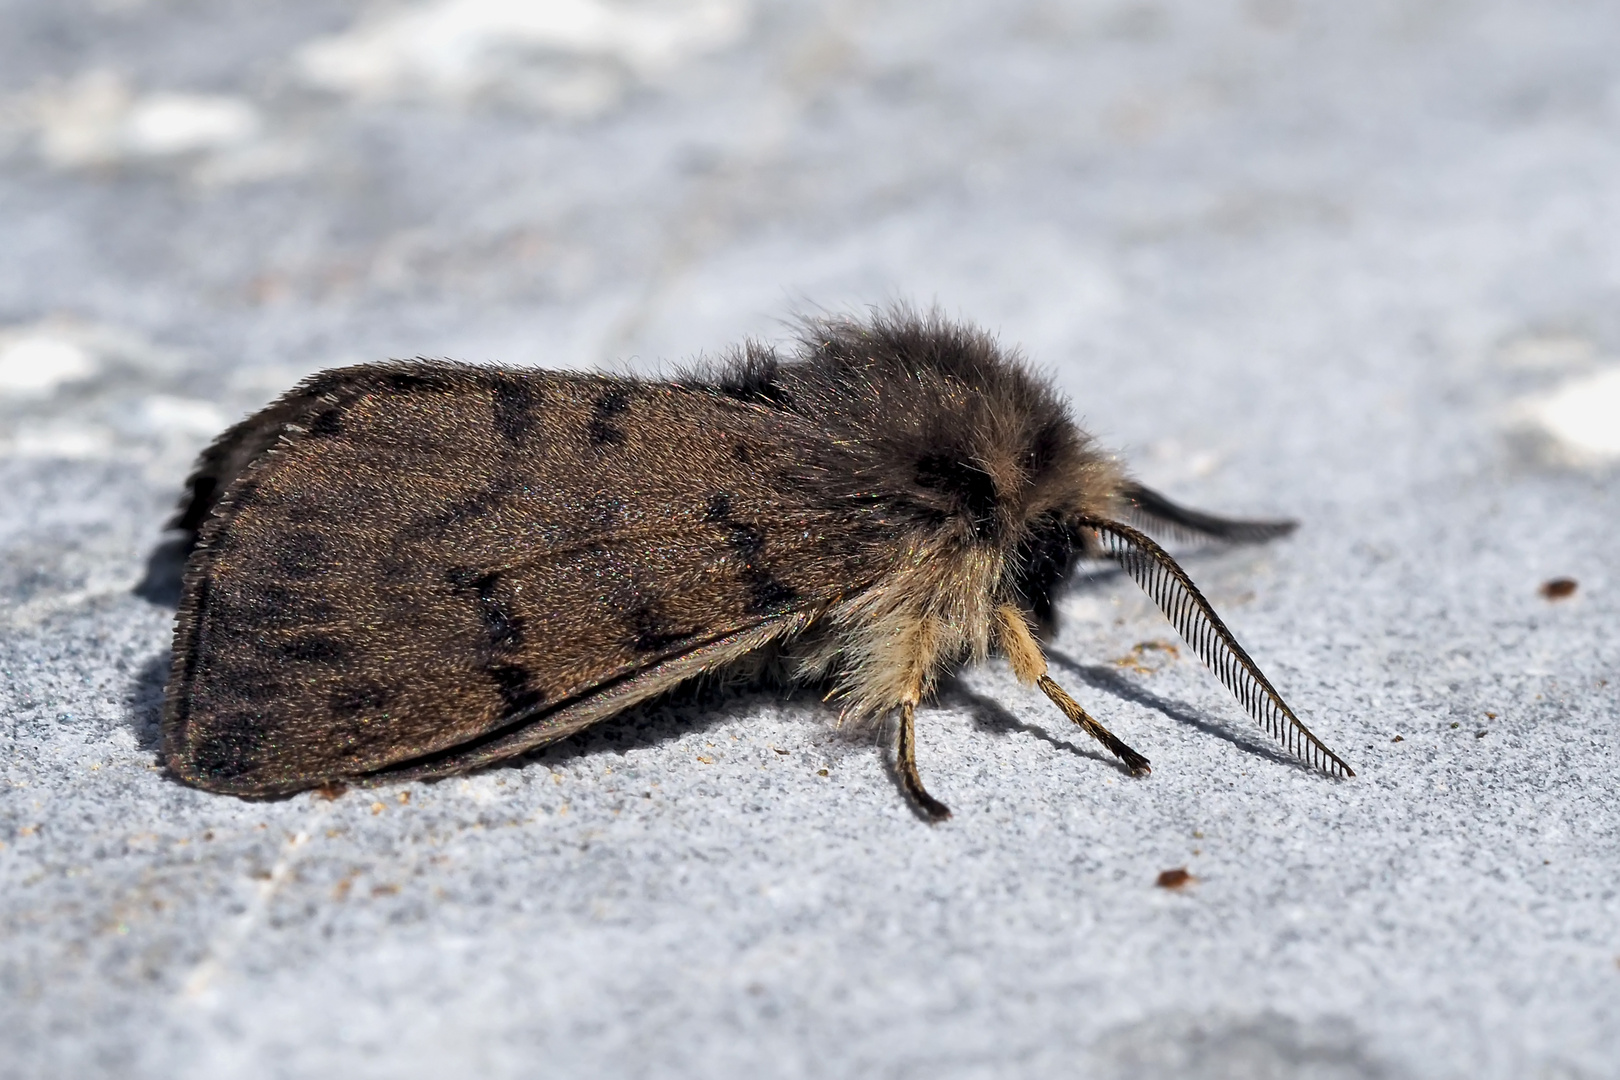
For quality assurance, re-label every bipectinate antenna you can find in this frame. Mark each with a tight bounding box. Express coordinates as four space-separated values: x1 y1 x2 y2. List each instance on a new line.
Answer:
1078 517 1354 778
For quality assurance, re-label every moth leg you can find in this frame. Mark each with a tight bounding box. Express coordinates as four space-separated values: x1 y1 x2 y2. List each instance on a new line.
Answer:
995 604 1152 777
897 699 952 822
1036 676 1152 777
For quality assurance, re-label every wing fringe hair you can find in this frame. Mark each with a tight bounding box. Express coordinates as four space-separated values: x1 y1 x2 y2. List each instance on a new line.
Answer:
1079 517 1354 778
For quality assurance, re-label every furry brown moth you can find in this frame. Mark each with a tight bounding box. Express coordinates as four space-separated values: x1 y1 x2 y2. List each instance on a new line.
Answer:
163 310 1352 820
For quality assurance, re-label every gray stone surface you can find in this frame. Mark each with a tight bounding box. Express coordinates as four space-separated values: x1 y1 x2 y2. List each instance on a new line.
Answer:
2 2 1618 1077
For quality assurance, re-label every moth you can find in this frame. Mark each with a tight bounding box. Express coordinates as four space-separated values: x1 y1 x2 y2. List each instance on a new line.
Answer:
162 310 1352 820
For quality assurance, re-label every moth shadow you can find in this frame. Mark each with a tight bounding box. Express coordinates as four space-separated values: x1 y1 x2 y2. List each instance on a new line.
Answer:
940 680 1119 770
133 534 189 608
1045 648 1298 771
127 650 171 757
518 676 859 772
122 648 320 800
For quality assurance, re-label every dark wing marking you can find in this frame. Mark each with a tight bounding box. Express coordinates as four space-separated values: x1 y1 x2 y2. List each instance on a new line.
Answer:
1078 517 1353 778
362 615 813 784
168 367 367 545
1116 482 1297 547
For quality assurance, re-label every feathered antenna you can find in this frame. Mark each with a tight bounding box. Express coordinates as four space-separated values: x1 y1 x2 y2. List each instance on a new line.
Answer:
1079 517 1353 778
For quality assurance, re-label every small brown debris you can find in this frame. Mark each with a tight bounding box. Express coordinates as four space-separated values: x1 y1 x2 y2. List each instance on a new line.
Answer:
1475 730 1488 739
1391 735 1404 742
1485 712 1497 720
1156 867 1194 889
1540 578 1577 600
696 756 713 764
1450 722 1460 729
1113 640 1181 674
397 791 410 804
371 883 400 897
370 801 385 815
773 747 789 755
314 782 348 801
817 768 829 777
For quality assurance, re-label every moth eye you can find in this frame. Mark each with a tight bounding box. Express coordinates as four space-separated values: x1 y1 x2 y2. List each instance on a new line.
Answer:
914 451 1000 542
1008 510 1078 622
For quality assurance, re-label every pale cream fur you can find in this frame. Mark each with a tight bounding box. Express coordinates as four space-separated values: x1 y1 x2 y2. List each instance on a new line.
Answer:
793 537 1006 725
994 604 1048 685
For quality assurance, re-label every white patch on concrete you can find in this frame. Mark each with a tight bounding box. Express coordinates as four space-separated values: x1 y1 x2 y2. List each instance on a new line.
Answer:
30 70 129 167
1517 367 1620 464
296 0 750 112
138 395 230 436
190 137 312 187
30 71 262 168
1496 331 1597 371
0 332 99 397
1 423 116 459
122 92 260 156
1139 439 1222 486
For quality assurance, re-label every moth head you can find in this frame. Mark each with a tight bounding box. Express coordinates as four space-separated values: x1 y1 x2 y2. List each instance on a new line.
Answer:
781 308 1126 600
978 414 1126 626
884 378 1125 629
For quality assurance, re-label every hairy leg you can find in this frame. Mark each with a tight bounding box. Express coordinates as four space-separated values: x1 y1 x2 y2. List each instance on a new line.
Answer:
897 699 952 821
995 604 1151 776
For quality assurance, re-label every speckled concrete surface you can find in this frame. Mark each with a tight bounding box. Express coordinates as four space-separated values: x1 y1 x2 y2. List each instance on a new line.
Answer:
2 2 1618 1078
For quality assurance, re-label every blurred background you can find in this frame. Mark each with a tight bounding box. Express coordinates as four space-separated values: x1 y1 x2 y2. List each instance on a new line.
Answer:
2 3 1617 1078
5 0 1617 494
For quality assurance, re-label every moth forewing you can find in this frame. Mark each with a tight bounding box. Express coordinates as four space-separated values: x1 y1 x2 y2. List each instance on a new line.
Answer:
361 616 816 785
162 310 1352 816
